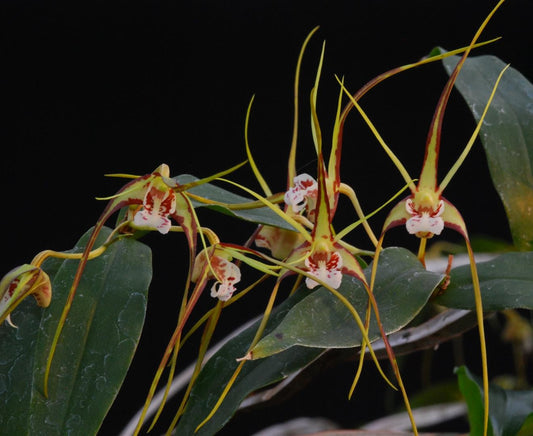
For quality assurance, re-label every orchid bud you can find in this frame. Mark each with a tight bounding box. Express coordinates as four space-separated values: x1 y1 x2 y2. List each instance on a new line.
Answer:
0 264 52 327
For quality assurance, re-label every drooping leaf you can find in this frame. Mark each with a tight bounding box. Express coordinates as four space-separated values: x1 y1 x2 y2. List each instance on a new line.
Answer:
251 247 445 358
434 251 533 310
440 52 533 251
176 174 295 231
175 288 324 436
0 227 152 435
456 365 533 436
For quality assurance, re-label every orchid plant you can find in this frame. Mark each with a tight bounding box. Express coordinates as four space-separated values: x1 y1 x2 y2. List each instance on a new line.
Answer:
339 1 507 434
2 1 533 435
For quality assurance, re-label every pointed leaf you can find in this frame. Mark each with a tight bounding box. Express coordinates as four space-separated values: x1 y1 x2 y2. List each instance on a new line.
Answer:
176 174 295 231
433 251 533 310
252 247 445 358
176 248 445 435
440 52 533 250
175 289 324 436
0 227 152 435
456 365 533 436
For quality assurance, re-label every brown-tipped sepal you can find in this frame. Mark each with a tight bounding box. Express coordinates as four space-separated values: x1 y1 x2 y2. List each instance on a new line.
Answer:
382 198 410 234
441 197 469 240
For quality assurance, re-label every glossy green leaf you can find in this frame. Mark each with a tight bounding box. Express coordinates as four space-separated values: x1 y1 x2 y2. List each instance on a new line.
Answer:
456 365 533 436
0 227 152 435
175 289 324 436
176 174 295 231
440 52 533 251
434 251 533 310
251 247 445 358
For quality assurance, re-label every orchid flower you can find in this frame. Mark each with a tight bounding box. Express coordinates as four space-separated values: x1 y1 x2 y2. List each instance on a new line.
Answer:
133 231 282 435
283 173 319 217
252 29 499 258
193 35 427 435
132 176 177 234
248 28 320 261
192 246 242 301
137 20 504 435
0 242 108 329
236 17 505 434
340 2 507 435
42 161 246 397
0 265 51 328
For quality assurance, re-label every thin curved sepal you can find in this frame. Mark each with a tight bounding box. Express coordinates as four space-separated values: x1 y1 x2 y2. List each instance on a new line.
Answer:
216 177 312 242
337 76 416 193
334 39 501 192
336 181 414 243
244 95 272 197
132 257 215 436
195 261 397 434
311 151 334 243
418 0 506 192
367 233 418 434
193 277 285 433
176 160 247 192
309 41 326 157
164 301 225 433
438 63 510 194
288 26 320 186
173 192 198 287
327 75 348 216
43 170 164 396
464 236 490 436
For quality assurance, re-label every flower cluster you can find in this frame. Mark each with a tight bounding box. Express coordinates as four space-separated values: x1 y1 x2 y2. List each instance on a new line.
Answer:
0 3 510 436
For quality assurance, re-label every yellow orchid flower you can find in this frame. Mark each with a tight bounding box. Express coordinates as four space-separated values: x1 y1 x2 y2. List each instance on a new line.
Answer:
340 2 508 435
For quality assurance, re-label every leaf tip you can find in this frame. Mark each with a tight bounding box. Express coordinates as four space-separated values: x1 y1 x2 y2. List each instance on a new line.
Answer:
236 351 252 362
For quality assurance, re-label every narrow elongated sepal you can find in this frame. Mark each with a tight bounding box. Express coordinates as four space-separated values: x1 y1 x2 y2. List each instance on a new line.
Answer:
45 165 177 396
173 192 198 285
418 0 506 195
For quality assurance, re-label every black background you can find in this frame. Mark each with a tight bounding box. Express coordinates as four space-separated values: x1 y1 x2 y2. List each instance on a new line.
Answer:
2 1 532 434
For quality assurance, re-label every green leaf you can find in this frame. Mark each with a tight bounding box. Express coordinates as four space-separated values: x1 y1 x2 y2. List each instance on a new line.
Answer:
252 247 445 358
0 227 152 435
176 174 296 231
456 365 533 436
456 365 490 436
440 52 533 251
518 414 533 436
175 288 324 436
433 251 533 310
175 248 444 435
